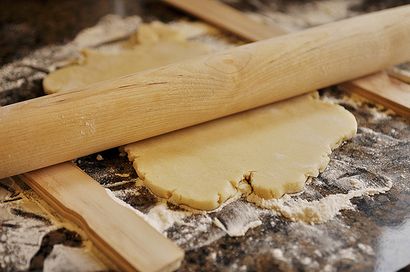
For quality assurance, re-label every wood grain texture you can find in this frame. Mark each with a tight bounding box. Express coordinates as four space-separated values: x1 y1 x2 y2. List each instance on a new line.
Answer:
19 162 184 272
165 0 410 116
341 71 410 118
1 5 410 178
164 0 286 41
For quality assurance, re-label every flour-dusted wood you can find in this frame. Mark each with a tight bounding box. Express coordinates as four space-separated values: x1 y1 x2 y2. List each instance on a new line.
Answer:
19 162 184 272
387 62 410 84
1 6 410 178
342 72 410 117
166 0 410 116
164 0 286 41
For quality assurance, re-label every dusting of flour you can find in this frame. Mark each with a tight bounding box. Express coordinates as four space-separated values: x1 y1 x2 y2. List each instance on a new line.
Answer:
247 179 392 224
105 188 263 238
105 189 189 235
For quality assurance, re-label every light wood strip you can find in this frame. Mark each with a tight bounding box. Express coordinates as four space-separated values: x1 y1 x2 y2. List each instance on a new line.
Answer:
164 0 286 41
19 162 184 272
387 62 410 84
341 71 410 118
165 0 410 117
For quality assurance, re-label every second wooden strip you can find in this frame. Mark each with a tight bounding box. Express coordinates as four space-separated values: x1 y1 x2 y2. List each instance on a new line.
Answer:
20 162 184 272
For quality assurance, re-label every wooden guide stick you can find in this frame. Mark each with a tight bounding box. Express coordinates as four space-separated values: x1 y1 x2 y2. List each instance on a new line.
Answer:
387 62 410 84
1 5 410 179
165 0 410 117
341 72 410 117
17 162 184 272
165 0 287 40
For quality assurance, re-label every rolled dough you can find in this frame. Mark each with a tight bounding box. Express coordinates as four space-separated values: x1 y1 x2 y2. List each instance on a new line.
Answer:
44 22 357 211
124 94 357 210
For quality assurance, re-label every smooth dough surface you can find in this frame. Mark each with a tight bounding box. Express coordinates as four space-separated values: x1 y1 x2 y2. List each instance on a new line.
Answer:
45 22 357 211
124 94 357 210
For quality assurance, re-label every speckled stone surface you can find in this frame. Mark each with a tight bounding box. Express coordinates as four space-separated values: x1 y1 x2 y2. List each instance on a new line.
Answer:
1 1 410 271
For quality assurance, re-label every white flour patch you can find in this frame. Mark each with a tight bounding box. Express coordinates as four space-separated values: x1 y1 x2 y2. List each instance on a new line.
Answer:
43 245 106 272
106 189 190 235
247 178 392 224
145 204 190 233
106 186 264 241
211 200 263 237
213 217 262 237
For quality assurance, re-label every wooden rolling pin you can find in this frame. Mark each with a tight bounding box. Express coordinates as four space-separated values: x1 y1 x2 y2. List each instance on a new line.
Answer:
165 0 410 117
1 6 410 179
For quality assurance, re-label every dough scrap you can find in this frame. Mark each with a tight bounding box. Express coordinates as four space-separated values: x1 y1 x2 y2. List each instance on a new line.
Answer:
124 94 357 210
43 22 211 93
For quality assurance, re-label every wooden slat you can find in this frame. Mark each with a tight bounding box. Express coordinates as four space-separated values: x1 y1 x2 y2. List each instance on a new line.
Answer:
341 71 410 118
18 162 184 272
165 0 410 116
164 0 286 41
387 62 410 84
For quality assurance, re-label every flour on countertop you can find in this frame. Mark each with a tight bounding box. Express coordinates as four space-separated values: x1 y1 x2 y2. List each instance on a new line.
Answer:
247 178 392 224
106 188 189 235
211 201 263 237
106 187 263 238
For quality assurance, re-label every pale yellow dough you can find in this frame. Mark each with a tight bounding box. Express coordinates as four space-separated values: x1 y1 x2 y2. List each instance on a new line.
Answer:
45 22 357 211
124 94 357 210
43 22 211 93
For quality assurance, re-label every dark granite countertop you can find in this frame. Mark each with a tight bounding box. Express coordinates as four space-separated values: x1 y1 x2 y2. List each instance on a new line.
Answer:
1 1 410 271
